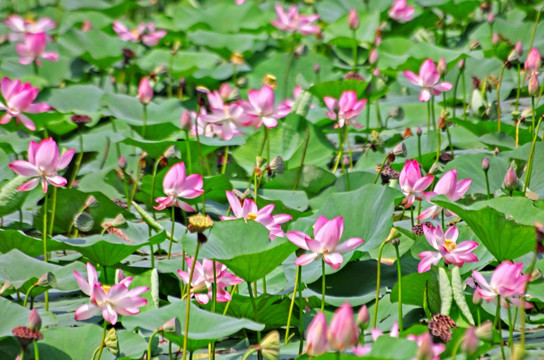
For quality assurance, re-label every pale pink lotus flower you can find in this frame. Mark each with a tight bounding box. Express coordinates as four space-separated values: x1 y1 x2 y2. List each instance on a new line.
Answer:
4 15 56 41
348 9 360 30
9 138 75 193
235 0 245 4
403 59 453 102
177 258 243 304
200 90 246 140
357 305 370 329
305 312 328 356
219 83 238 102
221 191 292 240
113 21 167 46
16 32 58 66
503 166 518 190
138 77 153 105
324 91 367 128
74 263 148 325
277 85 314 114
406 332 445 360
286 216 364 270
239 85 290 129
327 303 360 352
470 261 532 309
525 48 541 75
0 77 50 131
271 5 320 35
417 169 471 220
399 160 434 208
187 109 219 138
417 225 478 273
389 0 415 23
180 110 193 131
154 162 204 212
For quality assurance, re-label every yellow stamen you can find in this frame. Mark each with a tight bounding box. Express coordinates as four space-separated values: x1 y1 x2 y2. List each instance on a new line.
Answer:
102 284 111 293
247 213 258 221
444 239 457 252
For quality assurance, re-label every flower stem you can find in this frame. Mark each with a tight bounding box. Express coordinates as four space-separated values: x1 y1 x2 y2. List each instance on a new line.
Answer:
507 304 514 353
167 206 176 260
147 329 160 360
297 266 304 355
221 146 229 174
410 206 414 228
344 125 353 171
48 186 57 237
531 96 536 136
495 297 506 360
129 155 142 207
247 281 262 344
523 114 542 193
95 321 108 360
42 191 49 311
282 51 296 100
452 65 463 120
373 240 388 328
151 158 161 220
321 258 326 312
432 96 440 163
373 153 388 185
515 64 521 111
521 249 537 348
184 130 193 175
23 284 37 308
142 104 148 138
182 240 201 360
394 242 403 332
331 125 345 174
210 261 217 360
496 63 506 132
484 170 491 199
285 265 300 344
68 133 84 188
417 131 422 163
293 128 311 190
351 30 358 73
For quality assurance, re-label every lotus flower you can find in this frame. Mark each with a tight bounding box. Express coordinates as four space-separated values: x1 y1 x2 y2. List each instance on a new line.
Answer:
470 261 532 308
0 77 50 131
74 263 148 325
525 48 541 75
389 0 415 23
271 5 320 35
403 59 453 102
305 312 328 356
323 91 367 128
9 138 75 193
16 32 58 66
287 216 364 270
406 332 445 360
417 169 471 220
113 21 166 46
154 162 204 212
399 160 434 208
239 85 290 129
371 322 399 341
177 258 243 304
327 303 360 352
221 191 292 240
200 90 246 140
417 225 478 273
4 15 56 41
138 77 153 105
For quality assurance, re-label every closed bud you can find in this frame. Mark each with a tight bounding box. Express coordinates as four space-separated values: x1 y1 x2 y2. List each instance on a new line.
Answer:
487 12 494 23
36 272 56 289
437 57 447 76
504 167 518 190
327 303 359 351
528 73 540 96
137 77 153 105
305 313 328 356
162 317 182 335
481 157 489 171
492 33 499 45
348 9 360 30
417 127 422 136
461 327 479 355
416 332 434 360
118 155 127 169
0 281 13 295
357 305 370 329
458 59 465 69
515 41 523 56
393 143 407 157
180 110 192 131
260 331 280 360
28 309 41 331
475 321 493 340
369 49 379 64
525 48 541 74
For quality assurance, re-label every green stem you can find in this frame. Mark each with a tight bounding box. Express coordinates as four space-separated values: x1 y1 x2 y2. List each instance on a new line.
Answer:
129 155 142 207
182 240 201 360
344 125 353 171
515 64 521 111
42 191 49 311
410 206 414 228
95 321 108 360
507 304 513 353
375 100 382 128
247 282 262 343
68 133 84 188
373 154 388 185
461 69 467 120
373 241 388 329
351 30 358 73
184 130 193 175
147 329 160 360
523 115 542 193
321 257 326 312
142 104 148 138
48 186 57 236
532 96 536 136
521 249 537 348
496 297 506 360
210 261 217 360
432 96 440 163
449 335 463 360
168 206 176 260
417 132 422 163
496 63 506 132
221 146 229 175
282 51 296 100
484 170 491 199
23 284 37 308
293 127 310 190
297 266 304 355
394 242 403 332
33 61 39 76
427 98 432 131
19 348 24 360
151 158 161 220
452 65 462 120
366 101 371 130
331 125 345 174
285 265 300 344
265 128 271 165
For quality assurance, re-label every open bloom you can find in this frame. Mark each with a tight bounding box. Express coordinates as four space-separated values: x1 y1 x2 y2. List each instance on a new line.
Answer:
138 77 153 104
178 258 243 304
0 77 50 131
328 303 360 352
240 85 289 129
16 32 58 66
399 160 434 208
271 5 320 35
9 138 75 193
4 15 56 41
154 162 204 212
305 312 328 356
74 263 148 325
417 169 471 220
113 21 167 46
417 225 478 273
389 0 415 23
287 216 364 270
200 90 246 140
406 332 445 360
324 91 367 128
221 191 292 240
470 261 532 308
403 59 453 102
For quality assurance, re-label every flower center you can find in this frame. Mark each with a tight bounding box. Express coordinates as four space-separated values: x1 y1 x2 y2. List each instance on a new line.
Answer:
247 213 257 221
102 284 111 293
444 239 456 252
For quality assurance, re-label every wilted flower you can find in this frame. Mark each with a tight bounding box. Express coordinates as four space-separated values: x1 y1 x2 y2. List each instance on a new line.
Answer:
389 0 415 23
0 77 50 131
399 160 434 208
287 216 364 270
324 91 367 128
16 32 58 66
271 5 320 35
9 138 75 193
113 21 166 46
138 77 153 105
404 59 453 102
154 162 204 212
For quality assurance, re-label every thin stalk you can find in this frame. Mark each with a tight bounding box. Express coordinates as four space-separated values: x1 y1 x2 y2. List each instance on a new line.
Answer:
95 321 108 360
222 285 238 316
221 146 229 174
282 51 296 100
129 155 142 207
111 120 130 201
182 240 201 360
427 99 432 131
462 70 467 120
42 191 49 311
168 207 176 260
452 65 463 120
496 63 506 132
521 249 538 348
151 158 161 219
484 170 491 199
410 206 414 228
321 258 326 312
515 64 521 111
68 133 84 188
496 297 506 360
507 305 513 353
297 266 304 355
210 261 217 360
33 62 39 76
449 335 464 360
265 128 271 165
19 349 24 360
372 241 388 328
23 284 37 308
293 127 310 190
331 125 345 174
523 115 542 193
142 104 148 138
351 30 358 73
285 265 300 343
366 102 371 130
184 130 193 175
373 154 388 184
48 186 57 236
432 96 440 163
531 96 536 136
375 100 382 128
417 132 422 163
33 341 39 360
344 125 353 171
247 282 262 343
147 329 160 360
394 242 403 332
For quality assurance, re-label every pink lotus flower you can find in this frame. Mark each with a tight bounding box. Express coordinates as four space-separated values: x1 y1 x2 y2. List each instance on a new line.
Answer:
187 109 220 138
74 263 148 325
219 83 238 102
4 15 56 41
371 322 399 341
271 5 320 35
138 77 153 105
177 258 243 304
417 225 478 273
399 160 434 208
113 21 167 46
525 48 541 75
389 0 415 23
470 261 532 309
348 9 360 30
9 138 75 193
221 191 292 240
16 32 58 66
403 59 453 102
200 90 246 140
417 169 471 220
327 303 360 352
286 216 364 270
305 312 328 356
239 85 290 129
406 332 445 360
0 77 50 131
154 162 204 212
324 91 367 128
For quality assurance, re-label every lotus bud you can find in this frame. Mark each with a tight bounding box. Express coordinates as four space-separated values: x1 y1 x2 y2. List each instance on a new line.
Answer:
313 63 320 73
458 59 465 69
85 195 99 208
437 57 447 76
357 305 370 329
369 49 379 64
259 331 280 360
528 73 539 96
105 327 120 356
494 147 499 155
81 20 92 31
348 9 360 30
0 281 13 295
492 33 499 45
393 143 407 157
461 327 478 355
162 317 182 335
481 157 489 172
28 309 41 331
525 48 541 73
504 167 518 190
416 332 434 360
487 12 494 23
475 321 493 340
180 111 192 131
417 127 422 136
118 155 127 169
36 272 57 289
138 77 153 105
515 41 523 56
305 313 328 356
328 303 359 351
